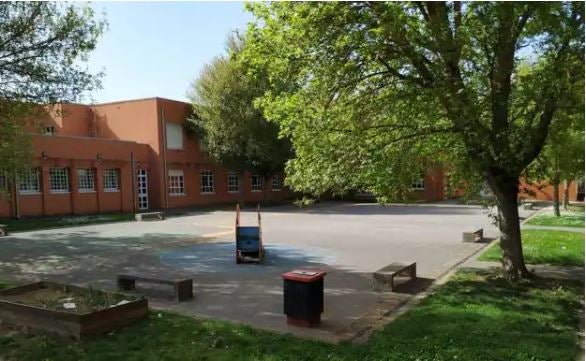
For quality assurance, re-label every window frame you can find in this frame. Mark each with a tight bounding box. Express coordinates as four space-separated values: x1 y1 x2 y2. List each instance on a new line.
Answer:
227 172 239 194
411 178 425 191
44 126 56 136
49 167 70 193
77 168 96 193
18 168 41 194
271 175 282 191
165 122 184 150
251 174 263 192
103 169 120 192
168 169 185 196
200 170 214 194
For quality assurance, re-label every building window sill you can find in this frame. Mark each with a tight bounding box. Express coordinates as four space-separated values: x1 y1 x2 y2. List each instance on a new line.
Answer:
251 190 263 193
50 191 70 194
272 189 281 192
170 193 186 197
200 192 215 195
411 188 425 191
19 192 42 196
104 189 120 193
227 191 239 194
78 190 96 193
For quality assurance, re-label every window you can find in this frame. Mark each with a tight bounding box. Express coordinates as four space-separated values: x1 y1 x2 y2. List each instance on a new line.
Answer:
200 170 214 194
411 178 425 190
18 168 41 194
168 169 185 195
272 175 282 191
77 168 95 192
227 173 239 193
166 122 183 150
44 126 56 135
103 169 120 191
0 173 6 190
49 167 69 193
251 175 263 192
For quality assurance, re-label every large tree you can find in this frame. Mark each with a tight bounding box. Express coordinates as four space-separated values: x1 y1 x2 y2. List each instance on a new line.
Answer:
188 35 292 199
243 2 584 278
0 2 105 180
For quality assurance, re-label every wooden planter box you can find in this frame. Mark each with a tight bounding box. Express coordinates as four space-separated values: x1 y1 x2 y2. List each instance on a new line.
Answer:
0 281 148 339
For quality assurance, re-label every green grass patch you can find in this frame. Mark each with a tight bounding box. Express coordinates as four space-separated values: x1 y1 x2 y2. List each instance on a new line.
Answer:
0 270 582 361
527 212 585 228
0 213 134 233
480 230 585 266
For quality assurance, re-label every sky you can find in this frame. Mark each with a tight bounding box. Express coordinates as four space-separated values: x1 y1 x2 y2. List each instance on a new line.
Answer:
85 2 252 104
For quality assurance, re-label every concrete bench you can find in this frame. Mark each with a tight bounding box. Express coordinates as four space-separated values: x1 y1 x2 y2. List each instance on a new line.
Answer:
117 274 193 302
462 228 483 243
0 224 7 237
522 202 534 210
372 262 417 291
135 212 165 221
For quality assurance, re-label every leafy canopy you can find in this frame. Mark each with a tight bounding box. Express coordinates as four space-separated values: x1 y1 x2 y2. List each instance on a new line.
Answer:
243 2 584 200
0 2 105 177
188 35 292 177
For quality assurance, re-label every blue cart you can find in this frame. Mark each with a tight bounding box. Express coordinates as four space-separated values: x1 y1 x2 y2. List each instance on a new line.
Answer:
235 203 265 264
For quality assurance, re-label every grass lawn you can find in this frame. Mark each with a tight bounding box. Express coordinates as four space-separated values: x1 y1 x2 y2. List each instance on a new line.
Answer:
479 230 585 266
0 213 134 233
0 270 582 361
527 212 585 228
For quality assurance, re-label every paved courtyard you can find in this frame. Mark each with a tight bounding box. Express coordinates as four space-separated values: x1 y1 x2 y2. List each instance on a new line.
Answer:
0 201 501 342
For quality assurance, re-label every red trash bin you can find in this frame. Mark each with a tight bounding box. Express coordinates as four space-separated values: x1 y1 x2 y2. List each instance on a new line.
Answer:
282 270 326 327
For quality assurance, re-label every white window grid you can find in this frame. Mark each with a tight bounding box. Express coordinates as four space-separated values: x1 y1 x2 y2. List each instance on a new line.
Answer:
272 175 282 191
18 168 40 194
227 173 239 193
168 170 185 195
103 169 120 191
44 126 56 135
49 167 69 193
251 175 263 192
200 170 214 194
77 168 95 192
411 178 425 190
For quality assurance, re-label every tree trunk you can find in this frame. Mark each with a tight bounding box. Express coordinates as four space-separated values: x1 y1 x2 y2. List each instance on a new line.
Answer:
487 173 530 279
552 154 561 217
552 175 561 217
563 179 570 210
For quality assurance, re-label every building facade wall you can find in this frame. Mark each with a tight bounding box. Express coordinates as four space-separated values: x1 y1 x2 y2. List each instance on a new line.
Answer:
520 180 579 202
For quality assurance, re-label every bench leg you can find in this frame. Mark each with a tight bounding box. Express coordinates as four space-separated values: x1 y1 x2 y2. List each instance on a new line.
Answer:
175 279 193 302
118 278 136 291
409 264 417 279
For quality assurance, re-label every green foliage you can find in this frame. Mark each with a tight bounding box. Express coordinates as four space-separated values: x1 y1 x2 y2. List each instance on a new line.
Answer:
188 34 292 177
480 230 585 266
293 196 316 208
0 2 105 182
242 2 583 199
527 212 585 228
1 271 582 360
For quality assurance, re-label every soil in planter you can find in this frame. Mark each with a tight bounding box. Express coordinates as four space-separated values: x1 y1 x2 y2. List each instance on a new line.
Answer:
2 286 136 314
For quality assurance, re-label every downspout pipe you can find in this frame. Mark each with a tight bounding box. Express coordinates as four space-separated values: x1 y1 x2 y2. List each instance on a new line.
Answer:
160 107 169 211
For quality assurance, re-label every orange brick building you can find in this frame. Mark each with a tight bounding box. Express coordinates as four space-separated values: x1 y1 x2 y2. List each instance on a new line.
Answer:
2 97 577 219
0 98 293 218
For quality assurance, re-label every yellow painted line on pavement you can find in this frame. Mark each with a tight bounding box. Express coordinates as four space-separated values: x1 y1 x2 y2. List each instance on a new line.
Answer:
201 230 233 238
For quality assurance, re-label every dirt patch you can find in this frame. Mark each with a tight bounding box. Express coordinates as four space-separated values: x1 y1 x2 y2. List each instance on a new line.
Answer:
2 286 135 314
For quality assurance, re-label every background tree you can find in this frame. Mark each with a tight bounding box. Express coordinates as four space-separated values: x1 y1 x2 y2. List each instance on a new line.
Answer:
243 2 584 278
188 34 292 202
524 94 585 216
0 2 105 184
